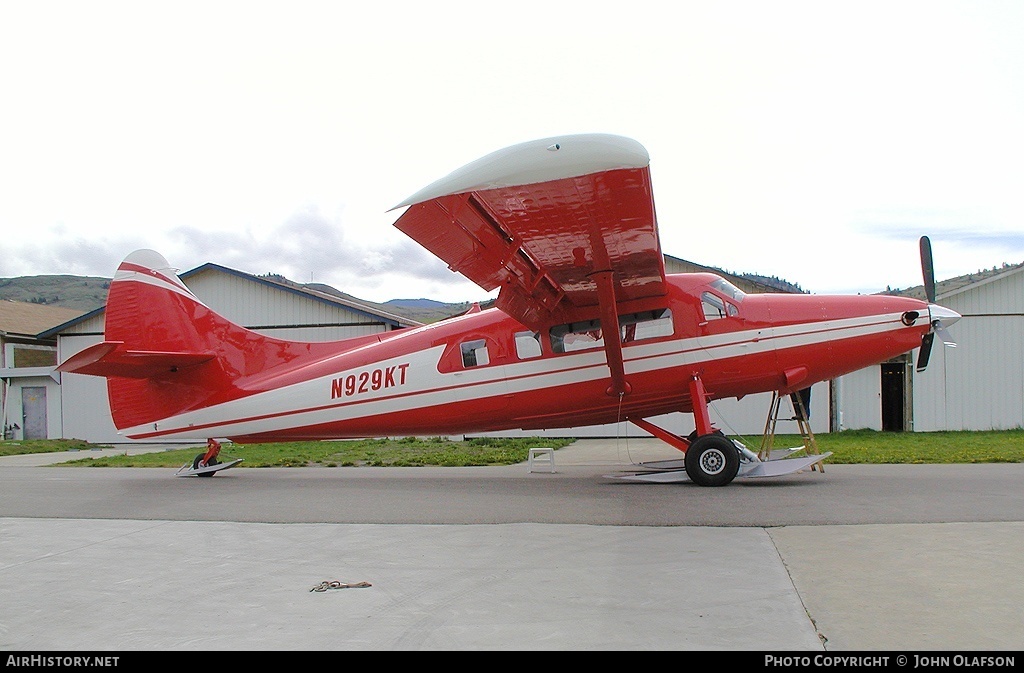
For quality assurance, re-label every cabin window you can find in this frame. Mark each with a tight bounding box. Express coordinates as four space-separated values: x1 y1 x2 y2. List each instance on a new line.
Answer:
515 331 542 359
620 309 673 342
550 319 604 353
461 339 490 367
550 309 674 354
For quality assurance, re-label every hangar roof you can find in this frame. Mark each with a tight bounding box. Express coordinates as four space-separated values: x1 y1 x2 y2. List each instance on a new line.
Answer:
39 261 420 339
885 260 1024 300
0 300 85 339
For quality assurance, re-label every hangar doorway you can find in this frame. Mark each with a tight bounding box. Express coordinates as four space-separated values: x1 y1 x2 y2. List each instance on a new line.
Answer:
22 386 48 440
880 359 911 432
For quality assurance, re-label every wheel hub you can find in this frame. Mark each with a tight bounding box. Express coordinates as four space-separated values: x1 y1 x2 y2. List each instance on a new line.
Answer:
700 449 726 475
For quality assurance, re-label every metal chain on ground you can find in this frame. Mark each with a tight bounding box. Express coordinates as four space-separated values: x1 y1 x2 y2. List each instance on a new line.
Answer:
309 580 372 592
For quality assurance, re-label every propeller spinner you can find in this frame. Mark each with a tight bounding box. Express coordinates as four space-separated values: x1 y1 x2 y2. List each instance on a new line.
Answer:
916 236 961 372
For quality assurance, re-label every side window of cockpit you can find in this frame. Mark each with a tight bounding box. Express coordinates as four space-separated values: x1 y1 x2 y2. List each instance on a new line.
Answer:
514 331 542 359
461 339 490 367
702 292 739 322
702 292 727 321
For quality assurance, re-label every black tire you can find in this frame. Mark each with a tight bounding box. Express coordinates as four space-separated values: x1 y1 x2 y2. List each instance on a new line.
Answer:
686 428 725 444
684 434 740 487
192 453 219 477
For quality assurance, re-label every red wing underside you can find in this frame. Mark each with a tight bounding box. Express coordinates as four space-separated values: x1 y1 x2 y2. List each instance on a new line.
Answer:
392 166 667 331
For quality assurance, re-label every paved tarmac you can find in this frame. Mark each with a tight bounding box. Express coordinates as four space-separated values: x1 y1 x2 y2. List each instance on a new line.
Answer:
1 438 1022 653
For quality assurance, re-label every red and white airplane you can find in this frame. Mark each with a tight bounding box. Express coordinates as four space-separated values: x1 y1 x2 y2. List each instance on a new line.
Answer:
57 134 960 486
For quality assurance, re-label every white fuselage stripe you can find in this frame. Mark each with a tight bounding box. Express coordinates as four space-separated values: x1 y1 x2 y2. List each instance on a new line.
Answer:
115 272 209 307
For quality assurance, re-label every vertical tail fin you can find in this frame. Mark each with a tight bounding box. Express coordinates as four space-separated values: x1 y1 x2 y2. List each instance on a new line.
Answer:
57 250 318 432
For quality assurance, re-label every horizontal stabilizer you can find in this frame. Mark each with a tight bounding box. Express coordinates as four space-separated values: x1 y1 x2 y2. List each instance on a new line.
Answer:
57 341 215 379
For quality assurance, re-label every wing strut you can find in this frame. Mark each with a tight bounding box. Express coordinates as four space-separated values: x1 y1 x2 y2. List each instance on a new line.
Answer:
593 269 630 396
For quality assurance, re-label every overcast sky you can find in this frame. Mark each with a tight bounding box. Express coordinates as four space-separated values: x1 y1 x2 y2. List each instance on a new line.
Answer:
2 1 1022 303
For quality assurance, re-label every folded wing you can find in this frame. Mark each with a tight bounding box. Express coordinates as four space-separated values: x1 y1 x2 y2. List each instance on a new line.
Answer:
391 134 668 331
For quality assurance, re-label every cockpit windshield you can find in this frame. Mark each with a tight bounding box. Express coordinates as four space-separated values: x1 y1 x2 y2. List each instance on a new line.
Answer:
710 278 746 302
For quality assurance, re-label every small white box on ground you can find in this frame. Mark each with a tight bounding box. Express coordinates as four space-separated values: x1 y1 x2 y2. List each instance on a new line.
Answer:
528 447 555 473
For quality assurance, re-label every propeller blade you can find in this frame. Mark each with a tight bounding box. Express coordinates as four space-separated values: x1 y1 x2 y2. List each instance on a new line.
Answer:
935 322 958 348
917 332 935 372
916 239 960 373
920 236 936 303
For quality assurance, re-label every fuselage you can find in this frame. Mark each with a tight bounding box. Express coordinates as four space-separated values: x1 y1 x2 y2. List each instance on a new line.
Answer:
117 273 934 442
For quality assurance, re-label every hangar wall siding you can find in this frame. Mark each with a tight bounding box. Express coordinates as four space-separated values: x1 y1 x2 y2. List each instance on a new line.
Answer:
912 267 1024 431
185 272 393 341
834 366 883 431
835 265 1024 432
57 310 111 443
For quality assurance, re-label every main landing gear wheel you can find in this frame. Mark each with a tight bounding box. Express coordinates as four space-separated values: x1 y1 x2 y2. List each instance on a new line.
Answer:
684 434 740 487
192 453 220 477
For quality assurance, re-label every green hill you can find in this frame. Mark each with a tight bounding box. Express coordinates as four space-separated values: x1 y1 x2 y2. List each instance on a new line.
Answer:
0 275 111 312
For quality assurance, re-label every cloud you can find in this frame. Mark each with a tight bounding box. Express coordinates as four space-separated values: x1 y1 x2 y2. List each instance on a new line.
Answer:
0 237 148 279
0 204 490 303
